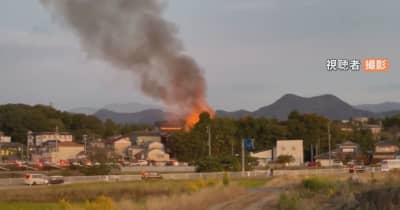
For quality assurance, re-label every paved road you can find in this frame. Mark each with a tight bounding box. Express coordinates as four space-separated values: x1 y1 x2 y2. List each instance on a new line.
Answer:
0 168 382 190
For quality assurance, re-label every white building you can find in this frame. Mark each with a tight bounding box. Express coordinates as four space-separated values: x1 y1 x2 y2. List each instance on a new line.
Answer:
0 132 11 143
30 132 73 146
250 150 273 167
32 141 84 163
274 139 304 166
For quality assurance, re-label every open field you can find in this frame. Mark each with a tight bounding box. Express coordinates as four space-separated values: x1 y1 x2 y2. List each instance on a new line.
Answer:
1 172 399 210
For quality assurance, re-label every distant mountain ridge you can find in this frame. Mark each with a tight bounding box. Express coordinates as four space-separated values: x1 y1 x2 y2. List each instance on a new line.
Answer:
355 102 400 113
94 109 166 124
92 94 400 125
68 102 162 115
217 94 373 120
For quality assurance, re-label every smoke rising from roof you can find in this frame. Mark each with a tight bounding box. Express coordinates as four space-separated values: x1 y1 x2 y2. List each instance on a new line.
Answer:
40 0 211 119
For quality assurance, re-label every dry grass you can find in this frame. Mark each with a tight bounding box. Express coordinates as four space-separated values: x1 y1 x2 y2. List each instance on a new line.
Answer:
0 180 191 202
143 185 246 210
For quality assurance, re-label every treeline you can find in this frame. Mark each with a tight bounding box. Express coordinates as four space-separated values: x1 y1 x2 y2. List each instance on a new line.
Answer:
0 104 149 144
168 112 400 169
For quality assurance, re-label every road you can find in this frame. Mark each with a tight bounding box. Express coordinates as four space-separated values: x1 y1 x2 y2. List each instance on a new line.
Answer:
208 175 304 210
0 167 382 189
208 187 282 210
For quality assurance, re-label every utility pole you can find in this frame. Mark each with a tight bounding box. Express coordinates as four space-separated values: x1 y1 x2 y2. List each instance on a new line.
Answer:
207 125 211 156
328 122 332 167
310 144 314 162
26 131 32 162
83 134 88 154
241 139 245 175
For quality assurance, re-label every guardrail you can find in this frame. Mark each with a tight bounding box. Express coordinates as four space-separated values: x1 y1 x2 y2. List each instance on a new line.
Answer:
121 166 196 173
0 167 382 187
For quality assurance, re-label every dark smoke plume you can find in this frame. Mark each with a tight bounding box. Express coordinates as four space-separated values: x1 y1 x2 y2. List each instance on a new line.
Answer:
40 0 211 118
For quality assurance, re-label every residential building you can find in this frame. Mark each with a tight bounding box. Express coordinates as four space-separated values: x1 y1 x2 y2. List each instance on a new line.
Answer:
29 132 73 146
154 121 184 133
274 140 304 166
132 132 161 146
32 141 84 163
351 117 369 124
373 140 399 161
128 133 170 163
0 142 23 161
0 132 11 143
315 141 362 165
105 135 131 158
250 150 273 167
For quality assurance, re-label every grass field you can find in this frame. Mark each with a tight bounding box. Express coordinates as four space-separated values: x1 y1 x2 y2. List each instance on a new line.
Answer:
0 177 274 210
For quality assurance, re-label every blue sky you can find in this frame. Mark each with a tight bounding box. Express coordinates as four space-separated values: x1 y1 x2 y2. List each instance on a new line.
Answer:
0 0 399 111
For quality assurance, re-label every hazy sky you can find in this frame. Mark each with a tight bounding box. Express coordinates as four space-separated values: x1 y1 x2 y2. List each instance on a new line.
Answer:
0 0 399 111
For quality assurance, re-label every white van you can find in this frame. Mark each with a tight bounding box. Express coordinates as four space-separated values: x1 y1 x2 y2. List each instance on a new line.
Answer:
381 159 400 172
24 174 49 185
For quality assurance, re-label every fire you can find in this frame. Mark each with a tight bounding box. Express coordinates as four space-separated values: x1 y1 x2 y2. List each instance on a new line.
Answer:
185 105 215 130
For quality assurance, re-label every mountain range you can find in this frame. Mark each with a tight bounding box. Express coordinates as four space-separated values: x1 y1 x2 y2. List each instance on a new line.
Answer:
84 94 400 125
68 102 162 115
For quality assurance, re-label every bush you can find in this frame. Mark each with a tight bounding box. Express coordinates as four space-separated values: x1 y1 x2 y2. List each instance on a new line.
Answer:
79 165 111 176
196 156 241 172
222 172 230 187
302 177 333 192
278 193 300 210
196 157 224 172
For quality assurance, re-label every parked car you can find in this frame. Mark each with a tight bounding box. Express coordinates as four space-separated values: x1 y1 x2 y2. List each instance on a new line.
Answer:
332 160 343 167
24 173 49 185
141 171 162 180
306 162 319 168
48 176 65 184
137 160 148 166
348 161 365 173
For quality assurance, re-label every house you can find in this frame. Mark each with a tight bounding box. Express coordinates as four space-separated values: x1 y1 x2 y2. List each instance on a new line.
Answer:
315 152 335 167
0 132 11 143
373 140 399 161
0 142 23 161
128 134 170 163
250 150 273 167
335 141 362 161
365 124 382 136
315 141 363 165
89 138 106 149
154 121 184 133
351 117 369 125
274 140 304 166
105 135 131 158
32 141 84 163
132 131 161 146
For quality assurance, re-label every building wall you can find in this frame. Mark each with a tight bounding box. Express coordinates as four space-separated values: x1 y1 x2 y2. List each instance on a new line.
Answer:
136 136 161 146
375 145 399 153
38 146 84 163
148 142 164 150
147 149 170 162
35 134 73 146
0 136 11 143
275 140 304 166
113 138 131 157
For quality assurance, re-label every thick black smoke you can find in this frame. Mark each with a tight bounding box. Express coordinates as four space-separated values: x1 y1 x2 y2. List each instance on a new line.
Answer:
41 0 211 118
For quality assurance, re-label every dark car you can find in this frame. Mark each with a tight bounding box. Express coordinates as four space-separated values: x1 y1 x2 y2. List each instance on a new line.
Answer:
48 176 65 184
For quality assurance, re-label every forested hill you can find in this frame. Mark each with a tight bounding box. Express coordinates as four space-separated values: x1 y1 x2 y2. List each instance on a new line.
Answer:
0 104 148 144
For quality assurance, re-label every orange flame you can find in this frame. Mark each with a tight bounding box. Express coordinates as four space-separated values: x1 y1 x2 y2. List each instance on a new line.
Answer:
185 105 215 130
